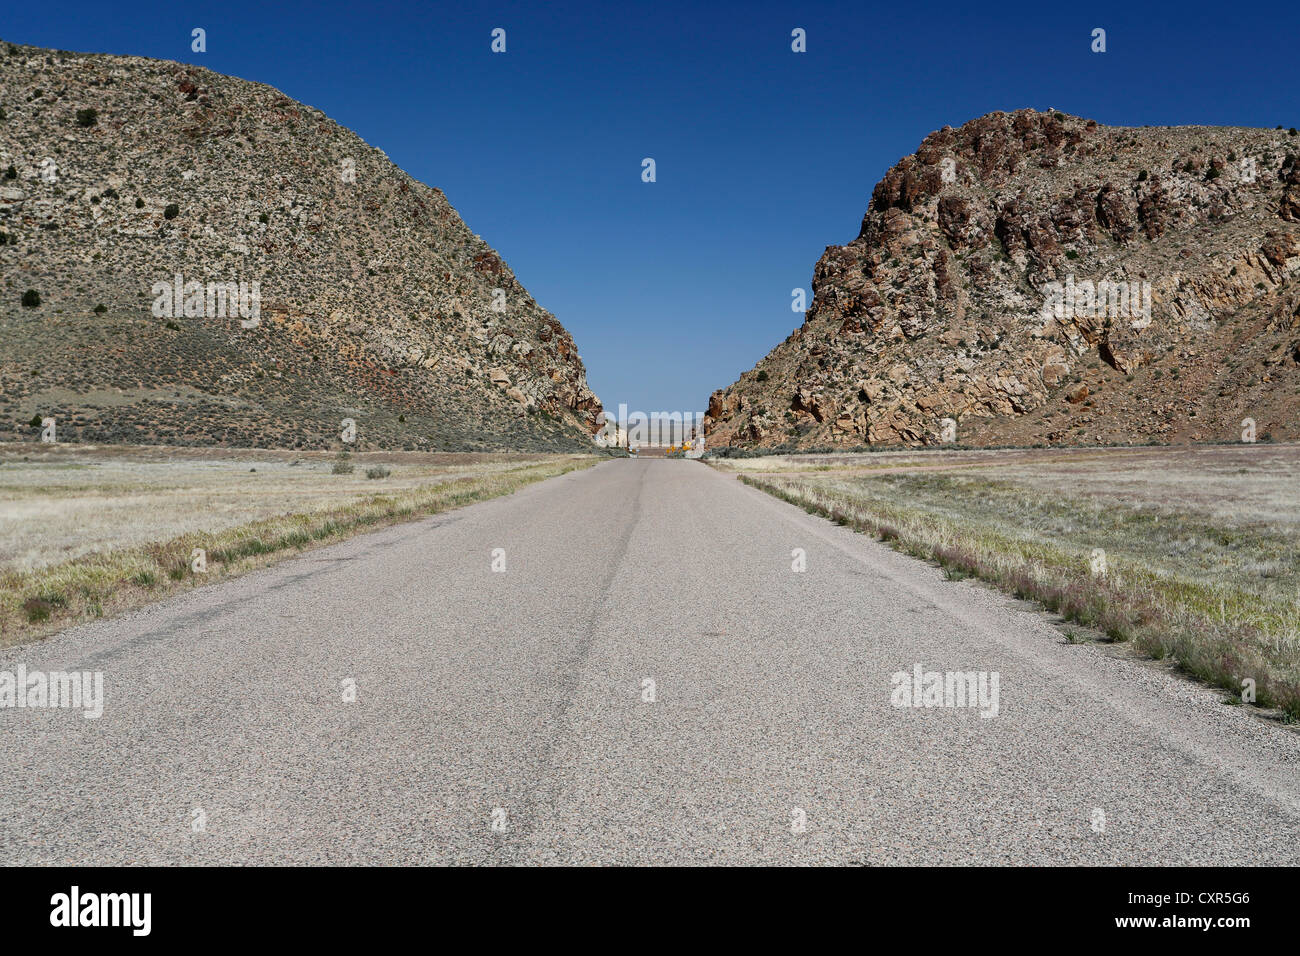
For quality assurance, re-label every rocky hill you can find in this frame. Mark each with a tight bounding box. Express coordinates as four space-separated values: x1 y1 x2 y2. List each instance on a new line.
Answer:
706 110 1300 450
0 39 601 451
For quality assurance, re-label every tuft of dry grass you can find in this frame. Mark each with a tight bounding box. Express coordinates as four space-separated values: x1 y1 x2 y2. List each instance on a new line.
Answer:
0 451 596 645
732 444 1300 720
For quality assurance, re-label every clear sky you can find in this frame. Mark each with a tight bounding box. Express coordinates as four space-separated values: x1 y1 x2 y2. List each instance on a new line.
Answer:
6 0 1298 415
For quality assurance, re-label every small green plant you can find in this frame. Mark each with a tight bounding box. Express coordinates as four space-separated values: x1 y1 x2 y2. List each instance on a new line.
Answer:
365 466 391 480
135 197 144 208
23 598 52 623
756 370 769 382
163 203 179 220
331 450 355 475
3 164 15 179
92 303 107 313
75 108 97 127
21 289 40 307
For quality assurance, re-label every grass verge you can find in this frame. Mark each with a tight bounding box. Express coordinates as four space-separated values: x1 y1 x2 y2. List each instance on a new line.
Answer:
1 457 596 645
739 472 1300 721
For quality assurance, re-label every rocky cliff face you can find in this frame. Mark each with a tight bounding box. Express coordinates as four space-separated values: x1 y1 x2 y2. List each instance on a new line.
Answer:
707 110 1300 449
0 40 601 451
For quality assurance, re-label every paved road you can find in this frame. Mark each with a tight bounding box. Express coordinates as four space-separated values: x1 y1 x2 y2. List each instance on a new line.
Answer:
2 459 1299 864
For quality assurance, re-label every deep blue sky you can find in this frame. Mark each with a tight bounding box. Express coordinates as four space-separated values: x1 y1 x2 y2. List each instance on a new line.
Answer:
6 1 1298 413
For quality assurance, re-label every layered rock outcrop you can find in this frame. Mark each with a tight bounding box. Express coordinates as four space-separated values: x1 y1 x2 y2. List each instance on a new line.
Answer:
707 110 1300 448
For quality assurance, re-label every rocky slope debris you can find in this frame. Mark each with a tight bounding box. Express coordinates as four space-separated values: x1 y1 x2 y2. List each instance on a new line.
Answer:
707 110 1300 449
0 40 601 451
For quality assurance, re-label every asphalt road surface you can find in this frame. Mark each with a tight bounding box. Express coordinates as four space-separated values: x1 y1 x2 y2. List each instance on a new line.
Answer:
2 459 1298 865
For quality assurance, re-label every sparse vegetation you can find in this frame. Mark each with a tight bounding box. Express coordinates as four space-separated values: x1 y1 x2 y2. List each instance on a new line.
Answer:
331 450 355 474
0 450 596 643
0 47 602 454
718 446 1300 719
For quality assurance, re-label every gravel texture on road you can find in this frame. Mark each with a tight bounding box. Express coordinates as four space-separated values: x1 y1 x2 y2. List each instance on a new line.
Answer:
2 459 1297 864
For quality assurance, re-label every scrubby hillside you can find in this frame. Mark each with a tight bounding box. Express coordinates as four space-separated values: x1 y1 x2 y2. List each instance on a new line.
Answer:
706 110 1300 449
0 39 601 451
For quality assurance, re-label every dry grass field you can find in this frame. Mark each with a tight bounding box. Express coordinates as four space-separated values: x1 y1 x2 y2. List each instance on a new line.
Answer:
0 443 598 644
713 444 1300 720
